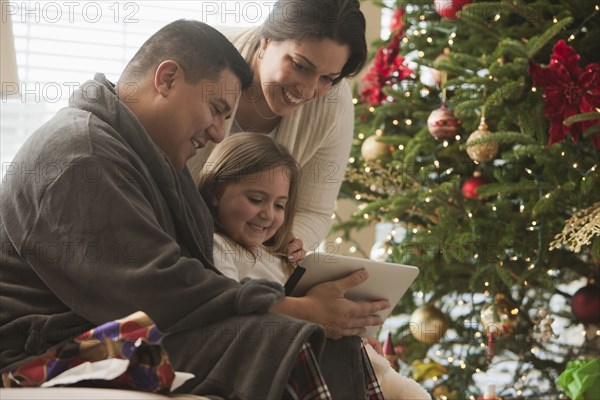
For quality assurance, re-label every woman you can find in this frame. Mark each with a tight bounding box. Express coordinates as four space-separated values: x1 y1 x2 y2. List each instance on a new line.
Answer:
189 0 366 253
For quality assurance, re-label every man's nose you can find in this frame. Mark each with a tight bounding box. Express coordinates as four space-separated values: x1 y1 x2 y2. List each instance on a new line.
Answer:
209 116 226 144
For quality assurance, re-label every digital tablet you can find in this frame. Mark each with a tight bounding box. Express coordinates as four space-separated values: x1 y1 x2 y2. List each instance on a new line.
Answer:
285 252 420 337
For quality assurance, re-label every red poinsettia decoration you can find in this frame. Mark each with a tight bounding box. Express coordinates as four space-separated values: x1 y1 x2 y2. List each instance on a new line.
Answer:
529 40 600 149
360 8 414 106
389 7 405 32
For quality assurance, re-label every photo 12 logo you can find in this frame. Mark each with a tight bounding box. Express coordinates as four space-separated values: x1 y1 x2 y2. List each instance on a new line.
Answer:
2 1 140 24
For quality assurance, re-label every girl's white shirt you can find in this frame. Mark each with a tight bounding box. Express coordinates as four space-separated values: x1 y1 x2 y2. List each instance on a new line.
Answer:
213 233 287 284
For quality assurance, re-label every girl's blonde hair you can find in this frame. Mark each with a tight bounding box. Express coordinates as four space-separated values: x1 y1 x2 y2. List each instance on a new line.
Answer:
197 132 300 260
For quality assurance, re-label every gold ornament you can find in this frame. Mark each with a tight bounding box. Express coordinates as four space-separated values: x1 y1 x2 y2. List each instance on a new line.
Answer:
427 103 460 140
480 294 518 338
433 385 460 400
409 305 448 344
361 134 390 161
466 117 498 162
431 47 451 85
411 359 447 382
550 202 600 253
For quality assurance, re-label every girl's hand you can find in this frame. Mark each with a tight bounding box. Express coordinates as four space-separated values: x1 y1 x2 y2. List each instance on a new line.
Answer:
287 235 306 264
362 336 384 355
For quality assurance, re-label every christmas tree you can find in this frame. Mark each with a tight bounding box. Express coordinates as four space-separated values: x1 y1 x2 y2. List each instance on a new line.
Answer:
336 1 600 398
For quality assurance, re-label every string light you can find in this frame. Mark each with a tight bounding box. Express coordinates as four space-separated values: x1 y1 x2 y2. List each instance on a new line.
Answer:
494 14 501 22
358 133 365 139
352 98 358 104
368 106 375 112
392 119 399 125
406 119 413 125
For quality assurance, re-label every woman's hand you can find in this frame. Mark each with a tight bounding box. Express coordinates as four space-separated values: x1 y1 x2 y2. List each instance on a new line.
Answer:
272 270 391 339
286 235 306 264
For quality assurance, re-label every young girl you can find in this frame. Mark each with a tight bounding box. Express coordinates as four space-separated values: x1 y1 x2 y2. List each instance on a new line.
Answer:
198 133 431 400
197 132 302 282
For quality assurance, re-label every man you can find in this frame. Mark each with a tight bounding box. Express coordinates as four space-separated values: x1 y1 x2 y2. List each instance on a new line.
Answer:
0 20 388 399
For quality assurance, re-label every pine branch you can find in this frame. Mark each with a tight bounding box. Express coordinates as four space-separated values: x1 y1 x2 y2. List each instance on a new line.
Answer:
563 112 600 125
500 0 546 28
527 17 574 58
476 181 553 197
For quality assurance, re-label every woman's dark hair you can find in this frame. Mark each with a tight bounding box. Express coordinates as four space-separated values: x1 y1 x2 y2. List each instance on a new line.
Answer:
258 0 367 83
122 19 252 89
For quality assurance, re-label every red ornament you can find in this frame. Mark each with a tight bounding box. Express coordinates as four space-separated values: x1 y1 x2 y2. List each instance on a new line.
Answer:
383 331 399 371
434 0 472 21
571 284 600 324
529 40 600 149
462 175 487 199
383 331 396 356
428 103 461 140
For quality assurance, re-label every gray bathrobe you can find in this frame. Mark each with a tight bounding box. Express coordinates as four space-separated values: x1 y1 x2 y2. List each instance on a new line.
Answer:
0 74 326 399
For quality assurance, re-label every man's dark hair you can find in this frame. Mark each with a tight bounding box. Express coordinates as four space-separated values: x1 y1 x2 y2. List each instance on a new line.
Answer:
121 19 252 89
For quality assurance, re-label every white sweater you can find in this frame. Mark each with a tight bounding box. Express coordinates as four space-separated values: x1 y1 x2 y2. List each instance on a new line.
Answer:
188 27 355 250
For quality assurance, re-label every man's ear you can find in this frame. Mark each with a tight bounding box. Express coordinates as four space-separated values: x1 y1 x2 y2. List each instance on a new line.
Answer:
154 60 182 97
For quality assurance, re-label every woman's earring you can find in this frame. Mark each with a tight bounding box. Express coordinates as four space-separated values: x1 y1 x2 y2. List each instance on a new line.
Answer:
258 49 264 60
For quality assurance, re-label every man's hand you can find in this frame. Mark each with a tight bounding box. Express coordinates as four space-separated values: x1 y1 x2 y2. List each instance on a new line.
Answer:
272 270 391 339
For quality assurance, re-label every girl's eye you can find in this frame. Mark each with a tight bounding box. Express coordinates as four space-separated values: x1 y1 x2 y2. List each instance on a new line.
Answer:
275 203 286 211
248 197 262 204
